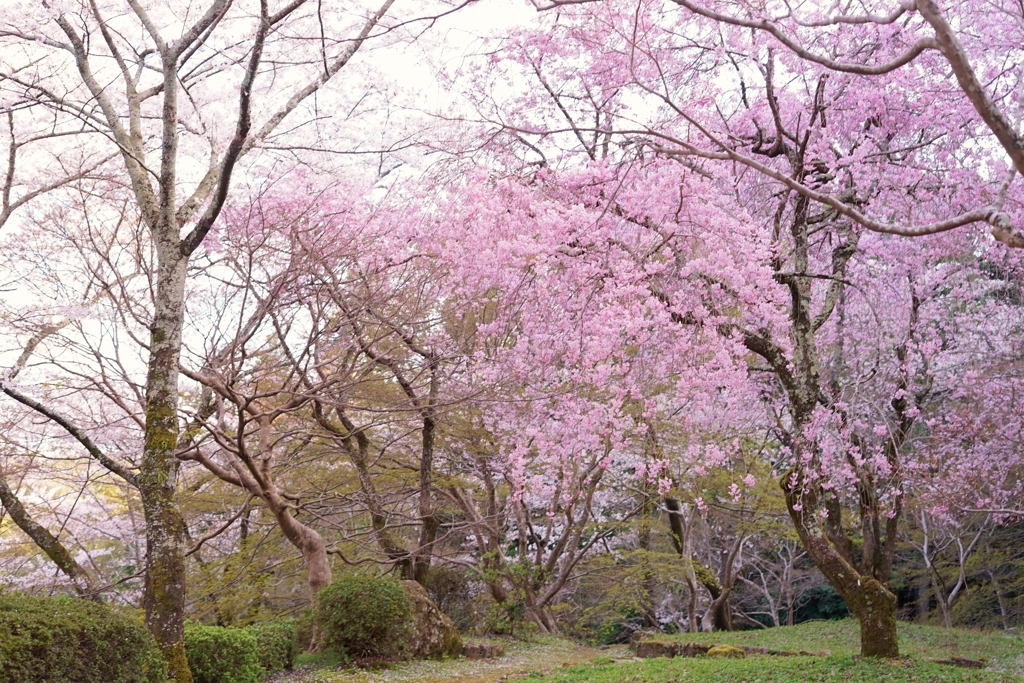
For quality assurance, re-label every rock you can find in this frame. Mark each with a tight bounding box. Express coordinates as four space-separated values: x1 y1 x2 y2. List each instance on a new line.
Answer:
463 642 506 659
401 580 464 659
635 641 679 659
678 643 713 658
634 639 714 659
630 629 658 646
706 645 745 658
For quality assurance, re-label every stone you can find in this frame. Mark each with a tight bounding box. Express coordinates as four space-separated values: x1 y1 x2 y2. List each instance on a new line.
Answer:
635 641 679 659
678 643 713 658
463 642 506 659
401 580 464 659
630 629 658 646
706 645 745 658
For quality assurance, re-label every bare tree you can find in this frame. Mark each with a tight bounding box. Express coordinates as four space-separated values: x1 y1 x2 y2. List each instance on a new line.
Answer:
0 1 440 677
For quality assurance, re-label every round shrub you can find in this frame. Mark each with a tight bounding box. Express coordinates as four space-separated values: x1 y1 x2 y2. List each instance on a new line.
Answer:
245 619 299 672
316 575 413 660
184 621 262 683
0 592 166 683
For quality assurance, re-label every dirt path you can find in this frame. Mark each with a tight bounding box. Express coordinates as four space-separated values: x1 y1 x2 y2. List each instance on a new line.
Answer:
273 637 625 683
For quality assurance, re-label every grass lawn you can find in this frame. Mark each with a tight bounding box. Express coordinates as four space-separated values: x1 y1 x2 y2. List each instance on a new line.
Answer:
657 618 1024 676
532 654 1020 683
272 621 1024 683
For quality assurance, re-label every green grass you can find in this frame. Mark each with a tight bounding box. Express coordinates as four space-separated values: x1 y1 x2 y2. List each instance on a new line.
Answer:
294 649 349 670
657 619 1024 675
274 621 1024 683
532 655 1020 683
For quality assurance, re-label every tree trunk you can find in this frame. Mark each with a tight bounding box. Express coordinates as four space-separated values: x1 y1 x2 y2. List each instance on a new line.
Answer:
665 497 703 633
783 468 899 658
323 407 413 576
988 571 1011 631
700 535 743 632
528 603 559 634
0 467 97 597
684 573 699 633
413 413 438 585
139 256 192 683
639 489 657 628
851 581 900 657
700 586 733 633
271 505 332 597
938 593 953 629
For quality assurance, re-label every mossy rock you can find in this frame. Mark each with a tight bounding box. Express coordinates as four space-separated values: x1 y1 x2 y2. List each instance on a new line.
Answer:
401 580 463 659
706 644 745 658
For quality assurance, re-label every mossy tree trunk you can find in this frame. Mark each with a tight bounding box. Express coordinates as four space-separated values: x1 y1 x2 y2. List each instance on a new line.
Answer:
665 496 716 633
782 462 899 658
140 249 193 683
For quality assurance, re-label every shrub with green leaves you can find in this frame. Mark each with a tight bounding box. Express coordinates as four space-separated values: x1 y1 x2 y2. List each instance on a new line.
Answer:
0 592 166 683
184 621 262 683
245 618 299 672
316 575 413 660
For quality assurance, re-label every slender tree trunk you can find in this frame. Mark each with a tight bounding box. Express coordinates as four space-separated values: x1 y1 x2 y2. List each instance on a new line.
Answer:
684 574 699 633
0 467 97 597
988 571 1011 631
529 604 559 633
938 592 953 629
639 489 657 628
665 497 703 633
269 503 332 597
413 412 438 585
323 407 413 577
139 255 192 683
700 535 743 632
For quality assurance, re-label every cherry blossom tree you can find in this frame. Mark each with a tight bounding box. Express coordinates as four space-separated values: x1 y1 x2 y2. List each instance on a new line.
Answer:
440 0 1024 655
529 0 1024 248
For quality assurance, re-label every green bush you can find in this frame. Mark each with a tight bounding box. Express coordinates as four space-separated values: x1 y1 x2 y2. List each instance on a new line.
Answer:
0 592 166 683
293 609 317 653
184 621 262 683
245 618 299 672
316 575 413 660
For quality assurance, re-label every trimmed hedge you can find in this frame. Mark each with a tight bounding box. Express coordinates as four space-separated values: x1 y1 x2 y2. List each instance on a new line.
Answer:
317 575 413 660
245 619 299 672
184 621 262 683
0 592 166 683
